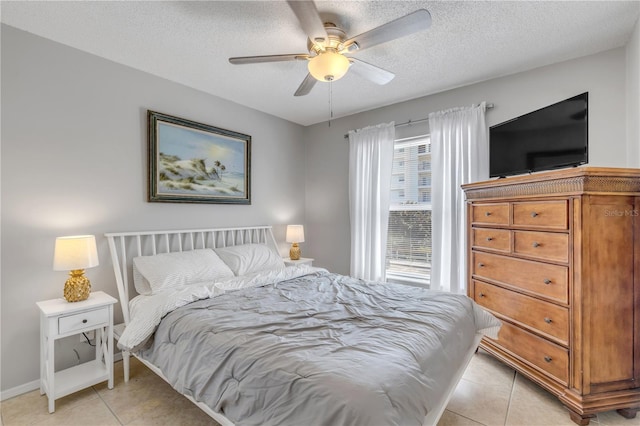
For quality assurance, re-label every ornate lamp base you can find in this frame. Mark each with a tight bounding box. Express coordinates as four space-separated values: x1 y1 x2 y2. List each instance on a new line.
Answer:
289 243 301 260
64 269 91 302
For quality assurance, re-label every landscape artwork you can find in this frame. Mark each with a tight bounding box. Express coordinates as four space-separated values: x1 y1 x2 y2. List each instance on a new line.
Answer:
148 111 251 204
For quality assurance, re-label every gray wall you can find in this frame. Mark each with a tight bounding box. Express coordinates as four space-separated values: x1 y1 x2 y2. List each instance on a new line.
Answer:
1 25 306 393
304 47 631 276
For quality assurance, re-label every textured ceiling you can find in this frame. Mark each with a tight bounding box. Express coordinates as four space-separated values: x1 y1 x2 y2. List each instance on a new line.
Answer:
2 1 639 126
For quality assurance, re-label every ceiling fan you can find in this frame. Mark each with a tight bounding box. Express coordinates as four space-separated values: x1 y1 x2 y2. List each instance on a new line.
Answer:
229 1 432 96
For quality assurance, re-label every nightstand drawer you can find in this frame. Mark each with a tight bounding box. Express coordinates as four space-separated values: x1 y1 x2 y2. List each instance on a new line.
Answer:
58 307 109 334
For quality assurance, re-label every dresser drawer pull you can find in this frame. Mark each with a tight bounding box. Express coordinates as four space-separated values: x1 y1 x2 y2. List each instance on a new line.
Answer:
544 356 553 363
544 279 552 285
486 237 494 241
544 317 552 324
532 242 540 248
478 263 485 268
485 212 491 216
479 292 486 298
531 212 539 217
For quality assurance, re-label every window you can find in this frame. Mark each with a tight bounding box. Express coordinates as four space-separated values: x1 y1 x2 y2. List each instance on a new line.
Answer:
386 136 432 287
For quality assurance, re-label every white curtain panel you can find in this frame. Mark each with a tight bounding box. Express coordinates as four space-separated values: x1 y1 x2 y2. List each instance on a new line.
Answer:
348 122 395 281
429 103 488 293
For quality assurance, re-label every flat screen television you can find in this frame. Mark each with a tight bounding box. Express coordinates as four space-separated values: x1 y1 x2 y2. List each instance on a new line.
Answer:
489 92 588 178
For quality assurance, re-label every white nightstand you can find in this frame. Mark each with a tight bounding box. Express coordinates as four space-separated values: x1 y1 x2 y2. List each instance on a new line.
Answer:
36 291 117 413
283 257 314 267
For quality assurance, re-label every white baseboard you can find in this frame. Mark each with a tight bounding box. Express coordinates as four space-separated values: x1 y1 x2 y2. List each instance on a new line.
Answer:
0 352 123 402
0 379 40 401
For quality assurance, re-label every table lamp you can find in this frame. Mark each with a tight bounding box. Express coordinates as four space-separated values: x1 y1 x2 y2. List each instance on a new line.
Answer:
53 235 99 302
286 225 305 260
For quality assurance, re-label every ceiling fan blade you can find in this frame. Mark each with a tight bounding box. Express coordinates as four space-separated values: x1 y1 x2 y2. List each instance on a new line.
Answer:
343 9 432 52
348 58 395 85
229 54 309 65
294 73 317 97
287 0 328 43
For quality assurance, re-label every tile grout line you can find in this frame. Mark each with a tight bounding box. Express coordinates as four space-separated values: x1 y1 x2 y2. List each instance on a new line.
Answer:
454 410 491 426
93 385 125 426
503 370 518 426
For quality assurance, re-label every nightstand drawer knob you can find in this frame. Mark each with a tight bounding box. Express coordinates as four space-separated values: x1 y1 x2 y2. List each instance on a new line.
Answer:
544 279 552 285
544 317 552 324
478 263 485 268
531 212 539 217
486 237 494 241
82 319 88 324
485 212 491 216
532 242 540 248
544 356 552 363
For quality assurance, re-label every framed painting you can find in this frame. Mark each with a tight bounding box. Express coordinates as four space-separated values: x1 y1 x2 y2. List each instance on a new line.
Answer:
148 111 251 204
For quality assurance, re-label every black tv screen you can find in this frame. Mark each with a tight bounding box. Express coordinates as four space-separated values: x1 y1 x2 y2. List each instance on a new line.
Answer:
489 93 588 177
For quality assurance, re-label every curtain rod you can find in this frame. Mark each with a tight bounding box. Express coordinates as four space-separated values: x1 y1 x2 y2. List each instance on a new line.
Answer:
343 103 494 139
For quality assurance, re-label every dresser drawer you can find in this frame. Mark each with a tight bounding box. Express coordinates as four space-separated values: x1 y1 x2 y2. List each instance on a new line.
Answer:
58 307 109 335
471 203 509 226
488 321 568 385
513 231 569 263
473 280 569 345
512 201 568 229
473 228 511 252
472 251 568 303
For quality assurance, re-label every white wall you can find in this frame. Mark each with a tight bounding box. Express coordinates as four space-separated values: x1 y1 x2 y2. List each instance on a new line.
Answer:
627 17 640 167
304 47 629 275
0 25 306 393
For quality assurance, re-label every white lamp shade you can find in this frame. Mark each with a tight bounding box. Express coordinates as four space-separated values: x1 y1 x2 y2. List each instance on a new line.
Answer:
286 225 305 243
308 51 350 82
53 235 99 271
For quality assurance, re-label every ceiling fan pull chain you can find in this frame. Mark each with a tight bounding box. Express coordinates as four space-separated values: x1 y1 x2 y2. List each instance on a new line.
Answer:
328 80 333 128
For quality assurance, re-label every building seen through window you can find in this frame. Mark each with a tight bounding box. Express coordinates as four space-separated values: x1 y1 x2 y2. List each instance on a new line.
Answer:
387 136 432 287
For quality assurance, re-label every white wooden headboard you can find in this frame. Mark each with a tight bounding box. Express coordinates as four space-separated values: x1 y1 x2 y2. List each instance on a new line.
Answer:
104 226 278 325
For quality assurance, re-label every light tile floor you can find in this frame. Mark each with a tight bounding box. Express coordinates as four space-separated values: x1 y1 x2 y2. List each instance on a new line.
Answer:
1 351 639 426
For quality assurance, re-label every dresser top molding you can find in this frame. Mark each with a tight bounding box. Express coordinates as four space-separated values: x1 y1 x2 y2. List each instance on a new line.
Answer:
462 167 640 201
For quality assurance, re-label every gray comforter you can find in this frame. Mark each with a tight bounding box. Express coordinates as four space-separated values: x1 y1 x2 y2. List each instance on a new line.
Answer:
139 270 499 426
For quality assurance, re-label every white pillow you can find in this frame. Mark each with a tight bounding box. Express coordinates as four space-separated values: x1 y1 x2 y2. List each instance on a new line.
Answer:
214 243 285 276
132 249 234 295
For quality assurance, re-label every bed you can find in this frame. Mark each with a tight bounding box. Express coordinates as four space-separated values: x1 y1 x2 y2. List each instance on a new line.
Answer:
105 225 500 426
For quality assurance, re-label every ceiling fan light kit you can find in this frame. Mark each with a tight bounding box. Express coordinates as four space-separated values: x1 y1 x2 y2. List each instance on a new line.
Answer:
229 0 432 97
308 50 350 82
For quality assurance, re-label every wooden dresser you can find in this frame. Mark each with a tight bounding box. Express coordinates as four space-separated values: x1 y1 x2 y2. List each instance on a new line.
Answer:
462 167 640 425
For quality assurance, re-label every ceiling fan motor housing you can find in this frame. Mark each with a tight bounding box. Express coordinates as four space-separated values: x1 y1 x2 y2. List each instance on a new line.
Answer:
307 23 350 55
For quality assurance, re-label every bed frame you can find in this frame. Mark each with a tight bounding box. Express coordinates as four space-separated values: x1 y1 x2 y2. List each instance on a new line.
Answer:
105 225 481 426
